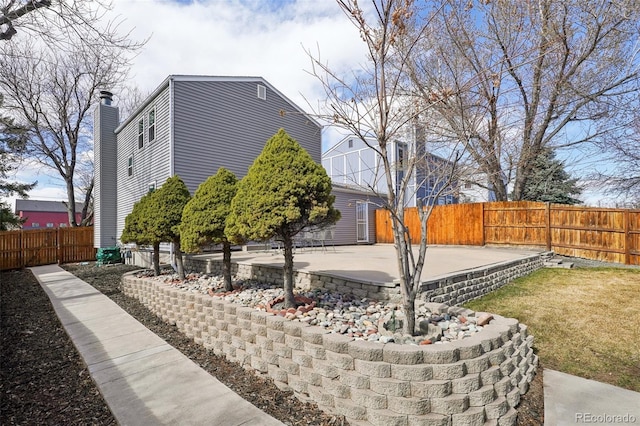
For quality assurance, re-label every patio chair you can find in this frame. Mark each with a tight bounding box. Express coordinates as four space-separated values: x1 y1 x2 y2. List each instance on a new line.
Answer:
323 227 336 252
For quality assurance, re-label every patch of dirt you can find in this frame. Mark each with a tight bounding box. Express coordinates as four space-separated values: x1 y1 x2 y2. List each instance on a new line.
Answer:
517 367 544 425
2 263 545 425
1 269 116 425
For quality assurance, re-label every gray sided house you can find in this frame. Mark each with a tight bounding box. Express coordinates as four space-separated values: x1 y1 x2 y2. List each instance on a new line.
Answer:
93 75 377 252
330 184 382 245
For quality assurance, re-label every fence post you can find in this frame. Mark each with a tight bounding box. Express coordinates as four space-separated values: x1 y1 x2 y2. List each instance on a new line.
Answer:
19 230 24 269
545 202 551 251
481 202 486 246
57 227 62 265
624 209 631 265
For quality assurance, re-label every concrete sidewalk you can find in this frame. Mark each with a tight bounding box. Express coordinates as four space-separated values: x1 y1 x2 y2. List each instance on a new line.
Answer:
31 264 283 426
544 369 640 425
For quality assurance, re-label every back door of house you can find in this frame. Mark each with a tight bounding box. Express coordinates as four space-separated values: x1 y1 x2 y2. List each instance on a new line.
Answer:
356 201 368 243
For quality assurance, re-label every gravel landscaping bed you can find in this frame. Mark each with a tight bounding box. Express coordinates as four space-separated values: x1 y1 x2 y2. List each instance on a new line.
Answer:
1 263 544 425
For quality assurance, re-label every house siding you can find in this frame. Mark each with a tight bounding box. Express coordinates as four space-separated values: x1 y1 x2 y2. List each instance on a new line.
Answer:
93 103 119 247
18 211 82 229
330 186 382 245
115 85 172 241
172 80 321 192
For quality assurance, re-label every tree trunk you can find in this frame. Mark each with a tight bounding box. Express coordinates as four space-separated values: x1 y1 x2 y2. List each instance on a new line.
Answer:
173 239 185 280
153 242 160 276
282 236 296 308
66 180 78 226
79 178 94 226
222 240 233 292
403 300 416 336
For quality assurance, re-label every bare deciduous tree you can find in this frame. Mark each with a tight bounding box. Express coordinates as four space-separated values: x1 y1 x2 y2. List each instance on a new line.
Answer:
595 106 640 206
0 35 133 226
406 0 640 201
0 0 143 226
0 0 50 40
1 0 139 51
308 0 463 336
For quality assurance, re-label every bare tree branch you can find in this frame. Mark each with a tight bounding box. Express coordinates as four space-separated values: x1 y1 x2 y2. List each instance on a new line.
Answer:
0 3 142 226
406 0 640 201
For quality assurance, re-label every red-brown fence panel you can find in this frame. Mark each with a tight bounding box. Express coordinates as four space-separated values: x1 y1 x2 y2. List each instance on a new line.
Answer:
375 202 638 265
0 227 96 270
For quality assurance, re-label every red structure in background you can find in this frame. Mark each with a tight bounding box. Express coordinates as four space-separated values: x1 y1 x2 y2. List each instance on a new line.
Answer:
15 200 84 229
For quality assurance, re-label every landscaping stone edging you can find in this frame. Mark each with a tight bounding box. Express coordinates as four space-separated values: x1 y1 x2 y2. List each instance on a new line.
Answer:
122 273 538 426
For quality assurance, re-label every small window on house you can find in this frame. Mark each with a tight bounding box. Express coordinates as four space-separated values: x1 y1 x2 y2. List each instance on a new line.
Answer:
128 155 133 177
257 84 266 100
464 182 472 189
59 223 67 228
397 144 407 168
138 118 144 149
148 108 155 142
148 181 156 193
348 139 353 148
46 223 54 228
32 222 39 228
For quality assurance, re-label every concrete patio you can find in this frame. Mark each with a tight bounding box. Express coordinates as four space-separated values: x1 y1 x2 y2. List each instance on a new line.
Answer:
189 244 543 285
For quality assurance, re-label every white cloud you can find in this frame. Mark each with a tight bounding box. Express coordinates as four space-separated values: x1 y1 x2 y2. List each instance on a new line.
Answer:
110 0 366 111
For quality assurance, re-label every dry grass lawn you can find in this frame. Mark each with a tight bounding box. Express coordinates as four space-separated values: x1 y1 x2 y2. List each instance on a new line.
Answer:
464 267 640 392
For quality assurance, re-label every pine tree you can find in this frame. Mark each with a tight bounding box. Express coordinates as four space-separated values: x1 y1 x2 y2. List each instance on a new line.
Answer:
147 176 191 279
522 149 582 205
180 168 238 291
1 95 36 230
121 191 158 273
227 129 340 308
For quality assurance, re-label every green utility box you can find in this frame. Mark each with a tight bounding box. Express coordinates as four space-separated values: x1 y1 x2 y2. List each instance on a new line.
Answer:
96 246 122 266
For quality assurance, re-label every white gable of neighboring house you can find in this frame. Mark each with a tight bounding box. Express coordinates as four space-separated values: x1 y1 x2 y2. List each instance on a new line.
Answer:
322 136 389 194
322 134 459 208
458 169 500 203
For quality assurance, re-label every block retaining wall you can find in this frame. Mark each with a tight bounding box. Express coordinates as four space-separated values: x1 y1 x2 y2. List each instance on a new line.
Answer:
122 273 538 426
420 255 543 306
185 253 543 306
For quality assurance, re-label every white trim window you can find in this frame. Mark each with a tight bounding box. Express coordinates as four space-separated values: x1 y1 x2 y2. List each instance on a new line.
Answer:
148 108 155 142
127 155 133 177
138 118 144 149
257 84 266 100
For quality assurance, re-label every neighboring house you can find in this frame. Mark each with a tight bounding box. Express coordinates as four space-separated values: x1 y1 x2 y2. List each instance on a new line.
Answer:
15 200 83 229
331 184 384 245
458 168 499 203
93 75 378 252
322 134 459 208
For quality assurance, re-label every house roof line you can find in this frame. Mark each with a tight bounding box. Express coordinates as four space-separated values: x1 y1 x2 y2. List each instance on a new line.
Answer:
322 133 456 166
331 182 389 197
15 199 84 213
114 75 322 133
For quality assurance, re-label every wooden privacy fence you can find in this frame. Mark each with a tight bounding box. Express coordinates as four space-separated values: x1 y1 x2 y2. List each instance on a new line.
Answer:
375 201 640 265
0 227 96 270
